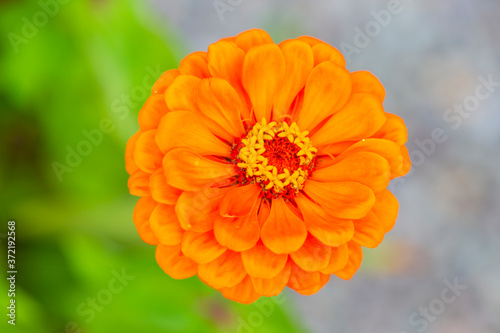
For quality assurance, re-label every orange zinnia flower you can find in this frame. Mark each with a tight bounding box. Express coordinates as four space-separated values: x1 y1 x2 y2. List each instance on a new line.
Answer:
126 29 411 304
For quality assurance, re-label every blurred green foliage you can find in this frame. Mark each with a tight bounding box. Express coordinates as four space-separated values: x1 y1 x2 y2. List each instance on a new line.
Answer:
0 1 307 332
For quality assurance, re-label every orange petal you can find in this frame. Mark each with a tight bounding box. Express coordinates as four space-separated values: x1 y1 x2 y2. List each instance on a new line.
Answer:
125 131 142 174
311 151 391 193
179 51 210 78
241 241 288 279
206 41 249 120
221 276 261 304
311 42 346 67
334 241 363 280
150 204 184 245
311 93 387 146
165 75 200 112
132 197 158 245
320 244 349 274
156 111 230 156
198 250 247 289
152 69 180 95
128 169 151 196
251 260 292 297
235 29 273 52
196 78 246 138
295 194 354 247
181 230 227 264
372 189 399 232
372 113 408 146
351 70 385 103
352 211 385 248
296 35 324 47
242 43 285 121
213 211 260 252
290 234 331 272
287 261 321 291
155 244 197 279
294 273 330 296
219 184 261 217
304 180 375 220
273 40 314 119
261 197 307 254
163 148 234 191
175 188 228 232
138 94 168 131
334 138 404 178
297 61 352 131
149 168 182 205
257 199 271 228
133 129 163 174
395 145 411 178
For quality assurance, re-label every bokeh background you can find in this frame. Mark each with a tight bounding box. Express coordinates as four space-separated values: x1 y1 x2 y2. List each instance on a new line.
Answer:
1 0 499 332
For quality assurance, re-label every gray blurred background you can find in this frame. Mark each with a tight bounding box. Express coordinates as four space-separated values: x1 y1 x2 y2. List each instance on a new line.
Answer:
154 0 500 332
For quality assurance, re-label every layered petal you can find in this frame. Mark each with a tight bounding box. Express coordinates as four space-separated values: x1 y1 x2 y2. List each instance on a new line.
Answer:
320 244 349 274
156 244 197 279
156 111 230 156
222 276 261 304
311 42 345 67
287 261 322 293
351 70 385 102
295 194 354 247
175 188 228 232
261 198 307 254
219 184 261 217
303 180 375 220
352 211 385 248
163 149 234 191
150 204 183 245
138 94 168 130
165 75 200 112
290 234 331 272
332 138 404 178
297 61 351 130
152 69 180 95
251 260 292 297
132 197 158 245
149 168 182 205
273 40 314 118
179 51 210 78
371 189 399 232
235 28 273 52
213 204 261 252
128 169 150 196
133 129 163 174
181 230 227 264
311 151 391 193
242 241 288 279
334 241 363 280
196 78 246 138
372 113 408 146
198 250 247 289
310 93 387 146
242 43 285 121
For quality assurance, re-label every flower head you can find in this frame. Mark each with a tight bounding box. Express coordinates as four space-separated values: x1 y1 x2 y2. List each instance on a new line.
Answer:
126 29 411 304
